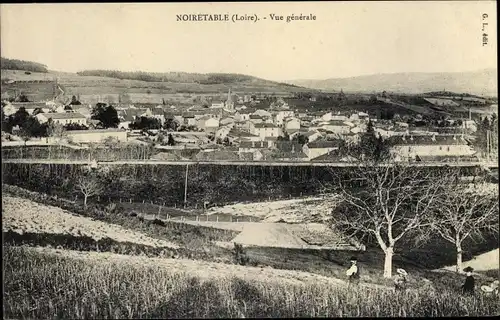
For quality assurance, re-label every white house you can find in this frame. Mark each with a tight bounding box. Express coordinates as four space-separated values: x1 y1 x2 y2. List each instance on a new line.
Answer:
238 140 274 153
302 140 343 160
197 116 220 132
210 100 225 108
284 117 301 131
251 123 282 139
215 126 232 139
249 114 263 124
274 110 295 126
313 120 352 134
37 112 87 126
253 109 272 118
183 114 197 126
388 134 476 161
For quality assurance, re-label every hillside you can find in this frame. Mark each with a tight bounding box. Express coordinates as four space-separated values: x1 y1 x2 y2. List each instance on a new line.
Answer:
0 57 48 73
1 68 314 104
287 69 498 97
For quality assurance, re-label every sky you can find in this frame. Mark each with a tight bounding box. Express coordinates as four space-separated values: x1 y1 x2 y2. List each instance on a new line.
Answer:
0 2 497 81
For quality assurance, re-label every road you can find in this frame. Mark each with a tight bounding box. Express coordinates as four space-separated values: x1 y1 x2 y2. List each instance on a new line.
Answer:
2 158 497 168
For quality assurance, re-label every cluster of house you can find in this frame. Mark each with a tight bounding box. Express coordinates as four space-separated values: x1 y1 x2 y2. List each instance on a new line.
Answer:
2 94 484 162
2 101 127 143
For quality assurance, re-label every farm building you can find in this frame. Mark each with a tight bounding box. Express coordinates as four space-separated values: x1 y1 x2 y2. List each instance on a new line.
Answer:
36 112 87 126
387 134 476 161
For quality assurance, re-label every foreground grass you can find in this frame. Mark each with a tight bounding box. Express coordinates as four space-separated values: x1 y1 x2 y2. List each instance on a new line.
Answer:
4 246 499 319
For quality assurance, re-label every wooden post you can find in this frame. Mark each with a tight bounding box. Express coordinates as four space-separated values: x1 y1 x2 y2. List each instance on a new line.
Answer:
216 216 219 222
184 164 189 208
130 199 132 203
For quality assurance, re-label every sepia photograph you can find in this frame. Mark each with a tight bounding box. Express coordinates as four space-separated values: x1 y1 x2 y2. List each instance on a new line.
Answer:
1 1 498 318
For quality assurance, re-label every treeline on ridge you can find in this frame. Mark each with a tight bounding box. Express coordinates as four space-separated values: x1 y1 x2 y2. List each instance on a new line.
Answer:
1 57 48 73
76 70 266 84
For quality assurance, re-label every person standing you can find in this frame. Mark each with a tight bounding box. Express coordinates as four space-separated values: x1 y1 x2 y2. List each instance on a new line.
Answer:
346 256 360 287
462 266 475 295
394 268 408 292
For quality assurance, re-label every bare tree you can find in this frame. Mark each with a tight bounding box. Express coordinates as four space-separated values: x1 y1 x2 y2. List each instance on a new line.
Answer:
325 162 446 278
75 174 103 208
427 179 499 273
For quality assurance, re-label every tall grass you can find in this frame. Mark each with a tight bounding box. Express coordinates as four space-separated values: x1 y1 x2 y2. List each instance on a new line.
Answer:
4 246 499 319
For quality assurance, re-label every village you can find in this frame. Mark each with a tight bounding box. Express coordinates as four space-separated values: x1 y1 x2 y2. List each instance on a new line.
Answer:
1 86 497 163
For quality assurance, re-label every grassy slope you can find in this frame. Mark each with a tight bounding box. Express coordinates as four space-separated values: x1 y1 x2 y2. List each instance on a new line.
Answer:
1 69 313 96
4 245 499 319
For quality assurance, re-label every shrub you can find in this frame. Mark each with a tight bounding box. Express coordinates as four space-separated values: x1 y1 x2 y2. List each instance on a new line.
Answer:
233 243 250 266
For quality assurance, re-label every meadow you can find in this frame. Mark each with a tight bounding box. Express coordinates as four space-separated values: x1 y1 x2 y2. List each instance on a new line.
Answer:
4 245 499 319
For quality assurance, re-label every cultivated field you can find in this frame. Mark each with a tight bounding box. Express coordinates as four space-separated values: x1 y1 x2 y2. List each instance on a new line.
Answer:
5 246 499 319
2 195 179 249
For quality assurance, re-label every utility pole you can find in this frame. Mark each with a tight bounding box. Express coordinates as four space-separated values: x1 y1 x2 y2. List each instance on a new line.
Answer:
486 129 490 163
184 164 189 208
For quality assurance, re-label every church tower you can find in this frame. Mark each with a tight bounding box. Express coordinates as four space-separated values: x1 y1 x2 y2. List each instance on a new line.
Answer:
226 88 233 111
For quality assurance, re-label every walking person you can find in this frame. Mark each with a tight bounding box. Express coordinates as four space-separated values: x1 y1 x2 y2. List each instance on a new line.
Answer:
394 268 408 292
346 256 360 287
461 266 475 295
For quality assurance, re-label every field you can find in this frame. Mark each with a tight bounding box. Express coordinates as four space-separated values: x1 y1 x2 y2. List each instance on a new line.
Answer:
0 69 312 104
3 183 499 318
0 79 56 101
5 246 499 319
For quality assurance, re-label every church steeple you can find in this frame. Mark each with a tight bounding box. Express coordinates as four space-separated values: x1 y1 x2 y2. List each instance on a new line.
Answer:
226 88 233 111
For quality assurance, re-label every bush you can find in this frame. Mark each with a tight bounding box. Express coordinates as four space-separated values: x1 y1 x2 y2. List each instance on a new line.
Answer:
233 243 250 266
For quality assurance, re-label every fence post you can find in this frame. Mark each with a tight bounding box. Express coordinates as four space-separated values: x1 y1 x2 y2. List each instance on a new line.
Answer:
216 216 219 223
174 203 177 208
143 200 145 204
120 198 122 203
130 199 132 203
151 200 153 204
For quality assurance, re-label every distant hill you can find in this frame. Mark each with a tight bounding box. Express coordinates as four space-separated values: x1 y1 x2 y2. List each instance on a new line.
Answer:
76 70 298 86
1 67 315 104
287 69 498 97
1 57 48 73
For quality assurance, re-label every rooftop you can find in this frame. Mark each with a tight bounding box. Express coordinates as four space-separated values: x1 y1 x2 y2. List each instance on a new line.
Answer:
254 123 278 128
307 140 344 149
44 112 86 119
387 134 470 146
